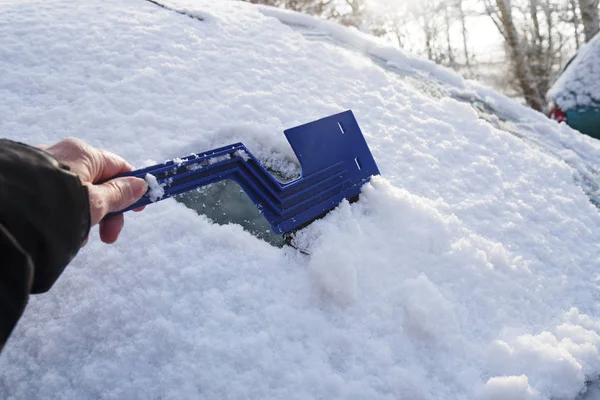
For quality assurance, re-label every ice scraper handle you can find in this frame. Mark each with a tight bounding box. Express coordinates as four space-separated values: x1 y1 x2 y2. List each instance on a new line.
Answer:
105 142 252 217
107 110 380 235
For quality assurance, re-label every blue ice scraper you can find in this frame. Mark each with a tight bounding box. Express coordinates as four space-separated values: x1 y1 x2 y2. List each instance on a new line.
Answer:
111 110 379 235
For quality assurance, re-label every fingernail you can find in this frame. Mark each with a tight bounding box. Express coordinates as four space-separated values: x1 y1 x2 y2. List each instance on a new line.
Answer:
129 177 149 198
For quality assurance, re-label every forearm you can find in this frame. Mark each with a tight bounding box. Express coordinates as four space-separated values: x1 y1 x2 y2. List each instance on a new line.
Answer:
0 223 32 350
0 139 90 349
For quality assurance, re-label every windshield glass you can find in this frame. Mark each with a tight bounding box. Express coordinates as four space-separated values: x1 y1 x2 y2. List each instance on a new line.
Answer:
175 181 286 246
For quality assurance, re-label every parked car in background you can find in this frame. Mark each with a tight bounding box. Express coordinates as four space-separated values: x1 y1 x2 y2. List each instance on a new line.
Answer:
547 32 600 138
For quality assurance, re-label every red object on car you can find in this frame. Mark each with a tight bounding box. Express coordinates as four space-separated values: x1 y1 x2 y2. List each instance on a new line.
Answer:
548 102 567 123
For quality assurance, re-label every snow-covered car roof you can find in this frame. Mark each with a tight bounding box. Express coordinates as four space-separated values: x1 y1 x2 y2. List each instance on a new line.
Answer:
3 1 600 399
548 33 600 110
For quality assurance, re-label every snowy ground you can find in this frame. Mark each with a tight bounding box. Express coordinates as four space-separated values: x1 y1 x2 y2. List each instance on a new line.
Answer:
3 0 600 399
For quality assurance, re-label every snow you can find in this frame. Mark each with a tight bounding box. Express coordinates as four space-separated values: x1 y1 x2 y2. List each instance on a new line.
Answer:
547 33 600 110
477 375 538 400
235 149 251 162
2 0 600 399
145 173 164 202
207 154 231 165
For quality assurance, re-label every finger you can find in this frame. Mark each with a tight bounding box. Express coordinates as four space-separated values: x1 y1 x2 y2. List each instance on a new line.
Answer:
133 205 146 212
99 215 124 244
87 177 148 225
92 148 135 184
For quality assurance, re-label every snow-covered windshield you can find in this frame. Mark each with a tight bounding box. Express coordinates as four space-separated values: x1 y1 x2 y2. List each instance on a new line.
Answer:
547 33 600 110
188 8 600 240
4 1 600 399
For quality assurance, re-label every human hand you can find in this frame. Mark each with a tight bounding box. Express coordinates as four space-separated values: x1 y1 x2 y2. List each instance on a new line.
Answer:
42 138 148 244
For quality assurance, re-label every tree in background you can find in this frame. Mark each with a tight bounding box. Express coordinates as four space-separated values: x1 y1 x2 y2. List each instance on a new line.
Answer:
567 0 583 48
480 0 567 110
578 0 600 40
483 0 545 109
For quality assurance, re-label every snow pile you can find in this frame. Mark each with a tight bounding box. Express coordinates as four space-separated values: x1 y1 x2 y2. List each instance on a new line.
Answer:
547 33 600 110
2 0 600 399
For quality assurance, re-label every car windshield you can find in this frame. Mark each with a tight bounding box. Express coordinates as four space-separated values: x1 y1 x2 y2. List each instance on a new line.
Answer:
7 2 600 400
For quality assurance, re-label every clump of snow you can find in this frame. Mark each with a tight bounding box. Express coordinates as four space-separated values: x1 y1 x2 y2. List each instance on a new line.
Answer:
182 153 231 171
2 0 600 399
476 376 538 400
186 162 204 172
207 154 231 165
172 157 184 165
487 332 585 397
547 34 600 110
234 149 250 162
145 173 164 202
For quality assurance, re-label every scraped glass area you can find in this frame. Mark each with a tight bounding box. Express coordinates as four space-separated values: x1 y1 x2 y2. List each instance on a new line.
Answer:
175 180 286 247
170 147 303 247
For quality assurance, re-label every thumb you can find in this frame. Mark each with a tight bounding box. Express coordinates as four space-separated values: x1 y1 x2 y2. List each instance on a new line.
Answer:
88 177 148 225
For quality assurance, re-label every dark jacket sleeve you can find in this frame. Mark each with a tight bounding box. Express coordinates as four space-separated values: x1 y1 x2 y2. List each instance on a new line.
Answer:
0 139 90 350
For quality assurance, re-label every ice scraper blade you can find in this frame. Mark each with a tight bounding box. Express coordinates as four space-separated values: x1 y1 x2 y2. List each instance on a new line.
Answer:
108 110 380 234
